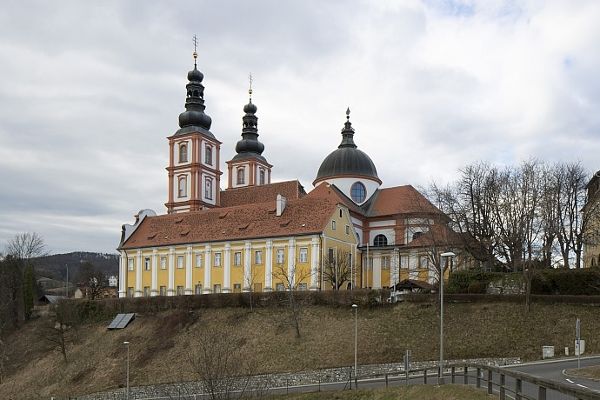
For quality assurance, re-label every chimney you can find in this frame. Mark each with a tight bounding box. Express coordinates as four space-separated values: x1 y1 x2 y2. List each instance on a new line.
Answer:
276 194 287 217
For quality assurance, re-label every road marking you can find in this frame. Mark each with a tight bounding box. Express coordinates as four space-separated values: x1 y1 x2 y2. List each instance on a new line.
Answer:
566 378 574 383
577 383 588 389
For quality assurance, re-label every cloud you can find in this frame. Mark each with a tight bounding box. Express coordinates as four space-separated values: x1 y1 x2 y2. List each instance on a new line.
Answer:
0 0 599 253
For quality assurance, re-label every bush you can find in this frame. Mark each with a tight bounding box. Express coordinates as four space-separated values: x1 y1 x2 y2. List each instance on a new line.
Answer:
446 270 503 294
531 268 600 295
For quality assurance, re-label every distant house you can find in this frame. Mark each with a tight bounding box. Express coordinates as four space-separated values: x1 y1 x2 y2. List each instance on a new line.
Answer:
38 295 67 304
108 275 118 287
74 285 118 299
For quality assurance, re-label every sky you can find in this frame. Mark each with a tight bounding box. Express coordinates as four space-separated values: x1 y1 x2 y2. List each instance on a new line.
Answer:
1 0 599 254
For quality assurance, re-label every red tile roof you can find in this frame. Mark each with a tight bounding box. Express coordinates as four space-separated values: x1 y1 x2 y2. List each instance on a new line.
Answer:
366 185 444 217
220 180 305 208
120 195 337 249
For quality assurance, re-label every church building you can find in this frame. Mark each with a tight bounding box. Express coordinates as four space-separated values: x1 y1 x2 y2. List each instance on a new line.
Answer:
117 52 471 298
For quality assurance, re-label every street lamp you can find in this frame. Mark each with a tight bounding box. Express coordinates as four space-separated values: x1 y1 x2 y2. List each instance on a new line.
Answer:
438 251 455 385
123 341 130 400
352 303 358 388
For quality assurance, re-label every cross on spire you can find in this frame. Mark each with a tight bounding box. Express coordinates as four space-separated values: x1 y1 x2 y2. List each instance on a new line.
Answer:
192 35 198 67
248 73 253 100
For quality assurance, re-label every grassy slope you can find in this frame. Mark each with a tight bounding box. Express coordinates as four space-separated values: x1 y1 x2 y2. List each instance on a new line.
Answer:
1 301 598 399
276 385 496 400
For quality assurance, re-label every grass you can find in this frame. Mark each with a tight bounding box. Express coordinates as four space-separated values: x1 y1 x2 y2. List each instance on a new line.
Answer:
565 365 600 380
272 385 495 399
1 301 598 399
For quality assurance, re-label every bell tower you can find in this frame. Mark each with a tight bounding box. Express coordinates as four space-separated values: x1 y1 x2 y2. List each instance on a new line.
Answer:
226 75 272 189
166 41 222 213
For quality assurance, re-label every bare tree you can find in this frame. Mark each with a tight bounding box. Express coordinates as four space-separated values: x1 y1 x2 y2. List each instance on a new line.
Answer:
76 262 107 300
5 232 47 261
322 249 354 290
188 325 254 400
43 303 76 363
272 264 313 338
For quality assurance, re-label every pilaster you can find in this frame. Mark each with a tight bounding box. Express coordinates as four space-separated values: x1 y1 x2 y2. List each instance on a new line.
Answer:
168 247 175 296
185 246 193 295
151 248 158 296
310 236 319 290
265 240 273 291
243 241 252 291
118 251 126 298
223 243 231 293
135 250 143 297
204 244 212 293
288 238 296 288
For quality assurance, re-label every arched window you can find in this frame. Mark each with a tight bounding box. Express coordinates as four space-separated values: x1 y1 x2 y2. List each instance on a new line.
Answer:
205 146 212 165
351 182 367 203
237 168 245 185
178 176 187 198
205 177 213 200
373 234 387 247
178 143 188 163
259 169 265 185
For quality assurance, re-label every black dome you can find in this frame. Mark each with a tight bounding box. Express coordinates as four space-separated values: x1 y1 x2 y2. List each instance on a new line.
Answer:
314 109 380 184
315 147 379 182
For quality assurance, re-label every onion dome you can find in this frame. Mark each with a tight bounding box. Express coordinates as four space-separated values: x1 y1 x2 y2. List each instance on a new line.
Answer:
175 51 214 137
232 85 267 163
314 108 380 184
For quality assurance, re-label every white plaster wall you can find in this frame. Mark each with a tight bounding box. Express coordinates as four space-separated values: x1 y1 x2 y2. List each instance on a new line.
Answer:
317 177 380 205
370 228 395 246
369 220 394 228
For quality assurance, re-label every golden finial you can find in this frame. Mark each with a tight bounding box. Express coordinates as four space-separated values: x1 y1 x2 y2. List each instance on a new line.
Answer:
192 35 198 67
248 73 253 101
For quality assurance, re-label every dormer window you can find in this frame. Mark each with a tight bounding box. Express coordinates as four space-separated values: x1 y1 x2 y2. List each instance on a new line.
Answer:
178 176 187 198
179 143 188 163
237 167 245 185
205 146 213 165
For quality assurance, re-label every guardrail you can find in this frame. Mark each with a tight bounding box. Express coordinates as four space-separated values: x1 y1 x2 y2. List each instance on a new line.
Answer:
354 363 600 400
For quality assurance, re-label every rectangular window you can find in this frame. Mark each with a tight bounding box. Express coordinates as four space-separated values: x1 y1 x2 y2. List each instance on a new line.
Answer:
195 284 202 294
214 252 222 267
195 253 203 268
233 283 242 293
328 248 335 265
127 287 134 297
177 255 184 269
143 286 150 297
276 249 285 264
419 255 429 269
144 257 151 271
128 258 134 271
176 286 184 295
213 284 221 293
160 256 167 270
205 146 212 165
299 248 308 263
276 283 285 291
234 251 242 266
254 250 262 265
298 283 308 291
159 286 166 296
346 225 350 235
381 256 390 270
331 220 336 230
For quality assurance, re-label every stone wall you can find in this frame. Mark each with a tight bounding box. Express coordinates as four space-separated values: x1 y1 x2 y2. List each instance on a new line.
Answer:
76 357 520 400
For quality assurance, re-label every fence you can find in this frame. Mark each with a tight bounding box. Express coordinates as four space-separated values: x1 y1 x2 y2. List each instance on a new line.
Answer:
70 361 600 400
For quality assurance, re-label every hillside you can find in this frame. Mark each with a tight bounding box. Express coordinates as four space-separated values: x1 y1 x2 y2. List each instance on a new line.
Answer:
0 300 597 399
32 251 118 281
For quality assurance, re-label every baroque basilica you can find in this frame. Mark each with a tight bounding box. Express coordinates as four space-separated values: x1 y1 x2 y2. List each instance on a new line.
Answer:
117 53 469 298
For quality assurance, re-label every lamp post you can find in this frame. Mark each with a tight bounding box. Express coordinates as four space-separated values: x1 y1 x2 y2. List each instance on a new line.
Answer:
352 303 358 388
438 251 455 385
123 341 130 400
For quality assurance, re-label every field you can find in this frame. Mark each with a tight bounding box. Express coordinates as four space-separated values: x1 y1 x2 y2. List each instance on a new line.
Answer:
0 300 597 399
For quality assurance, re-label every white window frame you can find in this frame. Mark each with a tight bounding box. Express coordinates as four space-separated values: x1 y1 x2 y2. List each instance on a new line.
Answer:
234 251 242 266
214 252 222 267
128 258 134 271
254 250 263 265
195 253 203 268
177 255 185 269
160 256 167 270
144 257 151 271
276 248 285 264
299 248 308 263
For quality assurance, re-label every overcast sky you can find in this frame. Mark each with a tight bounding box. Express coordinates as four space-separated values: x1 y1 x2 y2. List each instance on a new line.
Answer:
1 0 599 254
